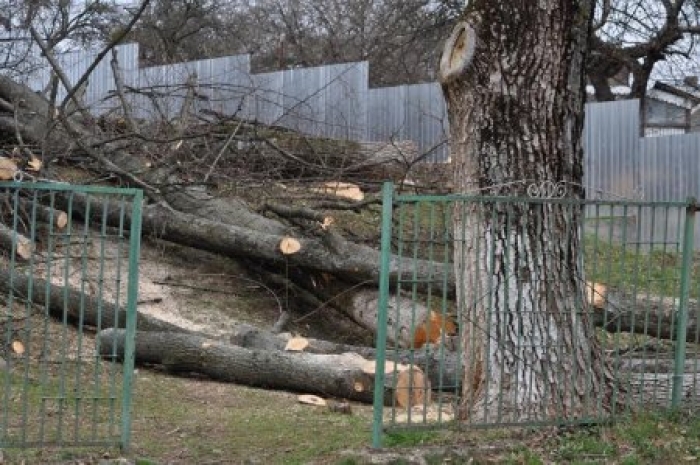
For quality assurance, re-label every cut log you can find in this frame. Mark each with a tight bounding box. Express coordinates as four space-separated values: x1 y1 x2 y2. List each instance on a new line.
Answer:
0 157 18 180
337 288 456 348
29 204 68 230
227 323 461 389
0 223 34 260
0 266 189 333
11 340 24 355
99 329 438 405
593 290 700 343
343 289 431 348
100 328 700 409
297 394 327 407
586 281 607 308
27 156 42 172
49 191 445 295
284 337 309 352
279 237 301 255
395 367 431 409
310 182 364 201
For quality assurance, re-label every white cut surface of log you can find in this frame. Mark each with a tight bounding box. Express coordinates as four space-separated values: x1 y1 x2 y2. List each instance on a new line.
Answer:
347 289 431 348
0 223 33 260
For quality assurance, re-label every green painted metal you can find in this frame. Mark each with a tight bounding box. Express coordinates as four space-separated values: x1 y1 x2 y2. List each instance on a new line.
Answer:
371 182 394 448
121 188 143 451
0 182 142 450
374 186 700 444
672 199 696 408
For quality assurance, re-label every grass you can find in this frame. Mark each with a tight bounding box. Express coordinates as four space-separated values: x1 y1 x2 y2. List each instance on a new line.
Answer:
2 369 375 464
583 234 698 298
328 412 700 464
125 373 374 464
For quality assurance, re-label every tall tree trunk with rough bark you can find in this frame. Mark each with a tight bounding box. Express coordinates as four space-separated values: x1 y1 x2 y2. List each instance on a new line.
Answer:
439 2 615 422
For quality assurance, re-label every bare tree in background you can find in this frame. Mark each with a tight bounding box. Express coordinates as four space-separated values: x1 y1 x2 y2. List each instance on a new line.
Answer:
589 0 700 100
123 0 230 64
120 0 455 86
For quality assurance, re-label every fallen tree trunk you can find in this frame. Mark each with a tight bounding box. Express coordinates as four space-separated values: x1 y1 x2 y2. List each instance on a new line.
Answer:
0 266 188 333
102 328 700 408
227 324 461 389
593 290 700 343
99 329 430 405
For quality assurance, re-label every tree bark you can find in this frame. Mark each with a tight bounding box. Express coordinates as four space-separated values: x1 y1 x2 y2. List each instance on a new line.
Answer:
227 323 461 389
595 291 700 343
440 2 615 422
98 329 429 405
0 266 187 333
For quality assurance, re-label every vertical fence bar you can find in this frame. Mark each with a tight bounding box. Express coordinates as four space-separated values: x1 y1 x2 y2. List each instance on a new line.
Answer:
121 190 143 451
671 198 696 408
372 182 394 448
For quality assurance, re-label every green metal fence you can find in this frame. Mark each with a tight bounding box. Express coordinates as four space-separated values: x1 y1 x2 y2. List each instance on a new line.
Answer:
0 182 142 450
373 182 700 446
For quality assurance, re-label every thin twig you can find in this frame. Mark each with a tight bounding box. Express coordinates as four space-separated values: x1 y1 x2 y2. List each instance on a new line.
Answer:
110 48 138 134
203 119 243 183
152 280 242 295
57 0 151 113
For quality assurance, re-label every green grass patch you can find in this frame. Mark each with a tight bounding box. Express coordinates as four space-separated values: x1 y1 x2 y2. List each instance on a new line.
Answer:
583 235 694 298
383 430 443 448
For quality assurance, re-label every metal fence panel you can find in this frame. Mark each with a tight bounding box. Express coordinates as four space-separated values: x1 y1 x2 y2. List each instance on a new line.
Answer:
583 99 641 199
638 134 700 244
373 183 700 446
265 62 369 140
0 182 142 450
368 83 448 163
7 43 139 116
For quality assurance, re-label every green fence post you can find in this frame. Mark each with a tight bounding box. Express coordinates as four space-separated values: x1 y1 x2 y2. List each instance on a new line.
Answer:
372 182 394 449
121 189 144 451
672 198 697 408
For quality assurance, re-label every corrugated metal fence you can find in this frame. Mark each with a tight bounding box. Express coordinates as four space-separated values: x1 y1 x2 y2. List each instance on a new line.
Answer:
4 43 447 161
4 43 700 203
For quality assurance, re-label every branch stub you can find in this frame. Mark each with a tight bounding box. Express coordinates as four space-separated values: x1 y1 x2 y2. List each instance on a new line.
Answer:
439 22 476 85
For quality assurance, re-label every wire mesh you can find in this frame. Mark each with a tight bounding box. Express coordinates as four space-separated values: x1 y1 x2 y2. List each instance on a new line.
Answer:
0 182 142 450
373 183 699 446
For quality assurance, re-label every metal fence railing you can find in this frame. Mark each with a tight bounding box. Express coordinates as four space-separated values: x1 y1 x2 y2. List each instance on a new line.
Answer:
373 182 700 446
0 182 142 450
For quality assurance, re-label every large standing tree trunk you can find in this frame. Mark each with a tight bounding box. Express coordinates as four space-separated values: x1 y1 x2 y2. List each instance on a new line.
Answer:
440 2 615 422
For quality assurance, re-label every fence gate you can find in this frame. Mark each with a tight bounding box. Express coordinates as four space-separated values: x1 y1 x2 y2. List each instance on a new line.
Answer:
0 182 142 450
372 182 700 447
